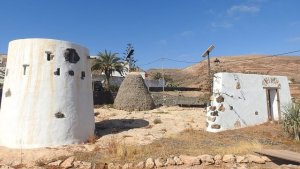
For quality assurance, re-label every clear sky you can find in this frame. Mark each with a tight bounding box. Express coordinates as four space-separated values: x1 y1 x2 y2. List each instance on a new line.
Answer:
1 0 300 70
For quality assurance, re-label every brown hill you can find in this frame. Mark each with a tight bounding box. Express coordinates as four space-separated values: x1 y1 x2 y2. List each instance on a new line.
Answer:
147 55 300 99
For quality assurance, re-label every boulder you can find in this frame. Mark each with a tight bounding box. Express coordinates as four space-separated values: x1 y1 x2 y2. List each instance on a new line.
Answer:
214 154 223 165
246 154 265 164
199 154 214 165
261 156 272 162
165 157 176 166
174 156 183 165
135 161 145 169
122 163 133 169
236 156 248 163
222 154 235 163
48 160 63 167
108 163 122 169
154 158 165 167
179 155 201 166
61 156 75 169
145 158 155 169
73 161 93 169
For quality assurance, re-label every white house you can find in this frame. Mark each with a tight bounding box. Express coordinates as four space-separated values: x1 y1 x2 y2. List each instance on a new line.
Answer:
90 56 146 88
0 38 95 148
206 72 292 132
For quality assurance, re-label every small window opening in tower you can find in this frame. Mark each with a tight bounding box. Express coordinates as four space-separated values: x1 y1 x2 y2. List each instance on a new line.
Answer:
22 64 29 75
54 68 60 76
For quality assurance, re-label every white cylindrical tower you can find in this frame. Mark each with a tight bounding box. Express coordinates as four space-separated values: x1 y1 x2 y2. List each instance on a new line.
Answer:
0 38 95 148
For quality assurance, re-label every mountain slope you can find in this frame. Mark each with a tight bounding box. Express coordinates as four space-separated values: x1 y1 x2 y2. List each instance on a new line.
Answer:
147 55 300 99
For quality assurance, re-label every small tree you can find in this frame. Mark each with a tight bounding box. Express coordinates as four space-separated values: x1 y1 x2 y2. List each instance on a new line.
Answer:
91 50 125 90
282 102 300 140
123 43 138 71
150 72 178 87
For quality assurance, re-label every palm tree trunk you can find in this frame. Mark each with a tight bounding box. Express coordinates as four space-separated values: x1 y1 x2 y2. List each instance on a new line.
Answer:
105 73 110 90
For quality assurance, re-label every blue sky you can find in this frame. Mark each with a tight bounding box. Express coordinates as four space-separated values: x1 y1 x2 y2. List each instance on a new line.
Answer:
1 0 300 70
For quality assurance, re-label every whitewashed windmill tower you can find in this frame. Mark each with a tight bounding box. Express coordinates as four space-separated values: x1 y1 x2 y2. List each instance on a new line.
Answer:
0 38 95 148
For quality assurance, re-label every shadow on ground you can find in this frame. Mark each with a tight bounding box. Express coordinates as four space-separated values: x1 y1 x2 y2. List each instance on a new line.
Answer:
95 119 149 137
267 156 300 166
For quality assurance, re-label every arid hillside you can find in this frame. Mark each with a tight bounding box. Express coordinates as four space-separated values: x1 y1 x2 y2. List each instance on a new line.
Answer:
147 55 300 99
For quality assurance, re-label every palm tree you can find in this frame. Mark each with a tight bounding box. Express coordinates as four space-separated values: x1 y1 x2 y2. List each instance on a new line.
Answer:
91 50 125 90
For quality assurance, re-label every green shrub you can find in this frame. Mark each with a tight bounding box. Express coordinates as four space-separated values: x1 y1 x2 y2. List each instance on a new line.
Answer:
282 102 300 140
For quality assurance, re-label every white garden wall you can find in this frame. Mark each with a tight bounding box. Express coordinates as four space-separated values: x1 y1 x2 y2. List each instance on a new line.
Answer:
0 38 95 148
206 73 291 132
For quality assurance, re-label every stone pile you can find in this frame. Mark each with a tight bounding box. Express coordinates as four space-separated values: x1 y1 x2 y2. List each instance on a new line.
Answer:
1 154 299 169
106 154 274 169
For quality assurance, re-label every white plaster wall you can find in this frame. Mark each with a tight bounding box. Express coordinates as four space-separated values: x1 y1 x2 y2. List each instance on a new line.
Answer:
0 38 95 148
206 73 291 132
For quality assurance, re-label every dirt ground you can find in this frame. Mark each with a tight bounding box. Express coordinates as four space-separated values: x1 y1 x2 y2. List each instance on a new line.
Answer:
93 106 206 147
0 106 299 168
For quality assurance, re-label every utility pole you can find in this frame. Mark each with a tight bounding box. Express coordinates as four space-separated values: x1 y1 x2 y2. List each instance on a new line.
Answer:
201 45 215 105
162 58 165 106
207 51 211 94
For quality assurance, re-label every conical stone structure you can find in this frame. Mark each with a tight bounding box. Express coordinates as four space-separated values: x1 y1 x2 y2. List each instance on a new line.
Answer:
114 72 155 111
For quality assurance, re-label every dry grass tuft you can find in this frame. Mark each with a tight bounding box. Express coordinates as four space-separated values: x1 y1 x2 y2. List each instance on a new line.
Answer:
35 159 47 167
153 111 169 114
214 140 262 155
153 118 162 124
87 135 99 144
12 164 26 169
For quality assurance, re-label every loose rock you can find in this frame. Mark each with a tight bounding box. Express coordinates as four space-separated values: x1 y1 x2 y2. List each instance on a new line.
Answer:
48 160 63 167
122 163 133 169
154 158 165 167
246 154 265 164
73 161 93 169
145 158 155 169
261 156 271 162
179 155 201 166
135 161 145 169
199 154 214 165
61 156 75 169
108 163 122 169
223 154 235 163
174 156 183 165
236 156 248 163
165 157 176 166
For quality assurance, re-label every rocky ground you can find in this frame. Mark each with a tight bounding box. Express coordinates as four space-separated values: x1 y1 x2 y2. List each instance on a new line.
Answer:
0 106 299 169
0 106 206 168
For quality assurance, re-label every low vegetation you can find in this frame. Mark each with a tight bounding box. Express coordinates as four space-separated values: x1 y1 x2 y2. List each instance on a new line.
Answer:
282 102 300 140
153 118 162 124
73 123 300 165
153 111 169 114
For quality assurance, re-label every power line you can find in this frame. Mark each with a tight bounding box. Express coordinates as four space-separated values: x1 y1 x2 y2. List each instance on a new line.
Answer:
139 49 300 68
140 57 199 67
139 58 162 66
161 58 199 64
215 49 300 65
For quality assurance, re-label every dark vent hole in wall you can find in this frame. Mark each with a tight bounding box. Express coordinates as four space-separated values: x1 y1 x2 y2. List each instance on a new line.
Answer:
64 48 80 63
54 68 60 76
81 71 85 79
68 70 74 76
55 112 65 118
